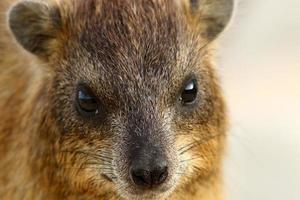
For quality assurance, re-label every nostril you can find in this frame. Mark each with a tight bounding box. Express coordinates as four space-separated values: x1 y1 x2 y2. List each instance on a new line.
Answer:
152 166 168 185
131 168 152 187
130 165 168 187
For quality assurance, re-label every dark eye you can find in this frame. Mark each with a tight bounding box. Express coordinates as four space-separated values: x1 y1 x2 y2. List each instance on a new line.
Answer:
76 85 99 117
180 79 198 105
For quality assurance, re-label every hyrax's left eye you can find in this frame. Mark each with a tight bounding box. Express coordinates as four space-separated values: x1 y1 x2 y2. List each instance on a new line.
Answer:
180 79 198 105
76 85 99 117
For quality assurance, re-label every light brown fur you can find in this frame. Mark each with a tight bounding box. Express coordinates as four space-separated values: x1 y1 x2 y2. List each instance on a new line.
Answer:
0 0 233 199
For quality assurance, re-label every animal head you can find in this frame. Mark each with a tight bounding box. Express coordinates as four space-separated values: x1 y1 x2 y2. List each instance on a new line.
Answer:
8 0 233 199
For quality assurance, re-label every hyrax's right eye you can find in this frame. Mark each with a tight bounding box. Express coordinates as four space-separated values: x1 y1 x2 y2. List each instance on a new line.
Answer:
76 85 99 117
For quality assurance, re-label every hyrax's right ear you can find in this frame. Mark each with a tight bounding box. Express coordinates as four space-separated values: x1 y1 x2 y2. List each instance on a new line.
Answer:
8 0 62 58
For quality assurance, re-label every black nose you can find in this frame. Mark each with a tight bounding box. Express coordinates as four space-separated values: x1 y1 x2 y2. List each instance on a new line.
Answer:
130 161 168 188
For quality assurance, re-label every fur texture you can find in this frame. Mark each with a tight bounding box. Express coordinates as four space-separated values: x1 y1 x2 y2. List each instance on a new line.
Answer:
0 0 233 199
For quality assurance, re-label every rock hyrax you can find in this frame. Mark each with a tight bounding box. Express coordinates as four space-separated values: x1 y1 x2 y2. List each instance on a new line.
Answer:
0 0 234 199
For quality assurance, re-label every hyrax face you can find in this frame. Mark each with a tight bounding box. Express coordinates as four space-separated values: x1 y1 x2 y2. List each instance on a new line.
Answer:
8 0 233 199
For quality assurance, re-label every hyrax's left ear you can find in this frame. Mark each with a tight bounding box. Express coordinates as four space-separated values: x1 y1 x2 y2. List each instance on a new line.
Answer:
180 0 234 41
8 0 61 58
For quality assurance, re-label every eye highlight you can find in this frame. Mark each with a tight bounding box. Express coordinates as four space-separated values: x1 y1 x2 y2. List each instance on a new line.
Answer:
180 79 198 105
76 85 99 117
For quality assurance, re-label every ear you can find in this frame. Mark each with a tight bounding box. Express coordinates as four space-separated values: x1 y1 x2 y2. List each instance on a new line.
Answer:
8 0 62 57
181 0 234 41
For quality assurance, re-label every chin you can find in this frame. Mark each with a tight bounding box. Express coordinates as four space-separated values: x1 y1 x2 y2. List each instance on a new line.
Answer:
112 178 177 200
119 190 171 200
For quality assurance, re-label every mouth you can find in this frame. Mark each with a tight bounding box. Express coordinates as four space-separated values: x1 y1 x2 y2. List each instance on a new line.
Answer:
122 188 172 200
101 173 173 200
117 179 174 200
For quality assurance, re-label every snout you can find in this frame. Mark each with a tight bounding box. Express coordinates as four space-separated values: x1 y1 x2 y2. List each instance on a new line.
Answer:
128 140 170 190
130 157 168 188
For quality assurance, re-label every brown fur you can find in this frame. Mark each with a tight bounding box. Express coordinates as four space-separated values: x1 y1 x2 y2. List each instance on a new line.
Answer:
0 0 232 199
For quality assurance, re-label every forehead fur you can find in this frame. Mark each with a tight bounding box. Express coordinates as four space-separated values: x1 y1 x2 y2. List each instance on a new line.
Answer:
59 1 204 63
54 0 208 106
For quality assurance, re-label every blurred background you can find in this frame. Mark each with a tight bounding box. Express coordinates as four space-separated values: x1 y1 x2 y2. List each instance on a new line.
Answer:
219 0 300 199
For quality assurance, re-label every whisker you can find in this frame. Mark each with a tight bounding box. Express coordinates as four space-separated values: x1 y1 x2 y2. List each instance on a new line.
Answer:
180 157 201 163
177 133 223 155
60 150 114 161
178 142 198 155
192 166 203 172
177 141 196 152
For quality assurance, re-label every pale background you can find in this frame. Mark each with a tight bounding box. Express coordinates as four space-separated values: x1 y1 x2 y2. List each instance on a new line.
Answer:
219 0 300 200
